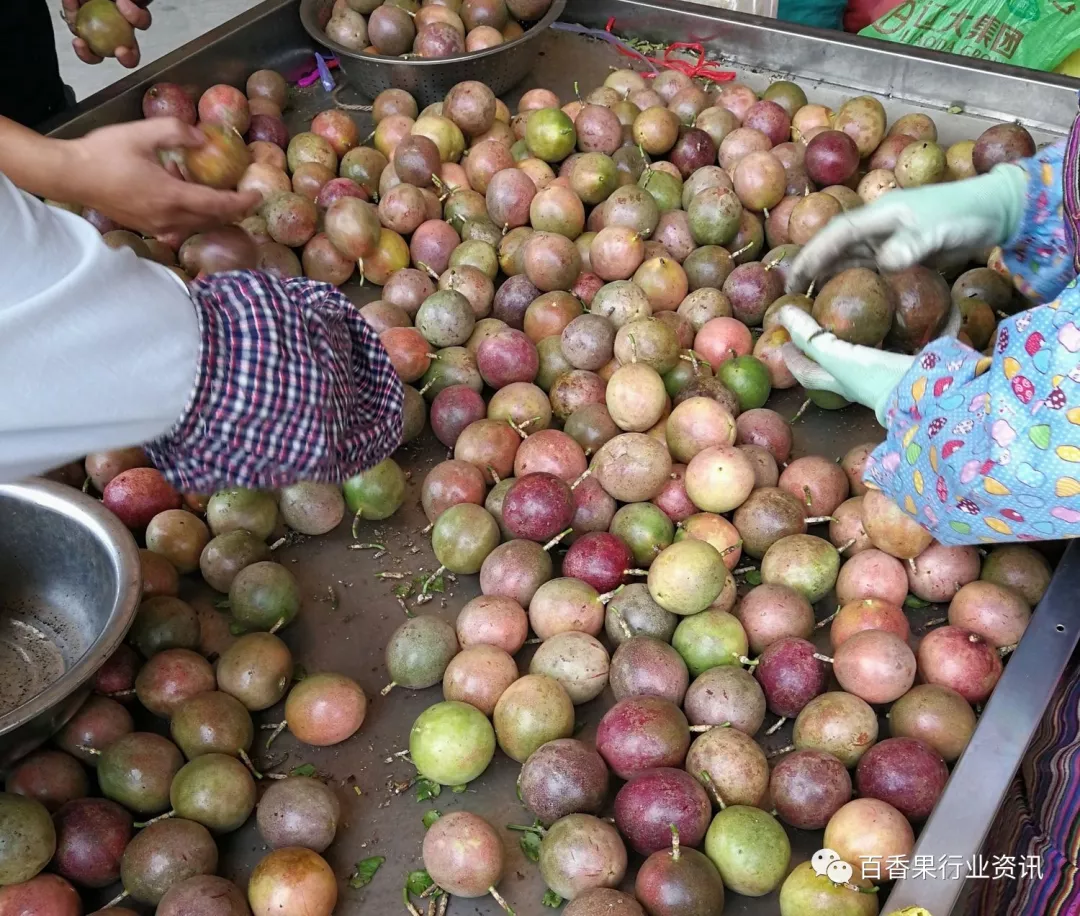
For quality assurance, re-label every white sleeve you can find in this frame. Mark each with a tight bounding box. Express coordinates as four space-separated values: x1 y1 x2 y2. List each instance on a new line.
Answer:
0 174 200 483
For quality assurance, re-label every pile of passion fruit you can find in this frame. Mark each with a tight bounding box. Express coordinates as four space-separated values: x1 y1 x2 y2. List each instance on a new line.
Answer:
30 49 1054 916
323 0 556 58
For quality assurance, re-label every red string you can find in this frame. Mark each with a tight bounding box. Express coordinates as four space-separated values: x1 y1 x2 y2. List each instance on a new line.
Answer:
604 17 736 83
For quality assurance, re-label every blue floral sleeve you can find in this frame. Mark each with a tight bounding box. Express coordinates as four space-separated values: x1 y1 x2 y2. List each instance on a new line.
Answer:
866 290 1080 545
1000 140 1077 304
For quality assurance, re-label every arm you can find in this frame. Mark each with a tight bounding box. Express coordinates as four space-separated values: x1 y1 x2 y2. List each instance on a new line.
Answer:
0 173 404 490
0 173 199 482
0 116 258 237
997 140 1078 304
866 287 1080 545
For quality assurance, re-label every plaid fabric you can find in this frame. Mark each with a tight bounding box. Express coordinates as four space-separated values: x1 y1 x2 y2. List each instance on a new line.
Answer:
146 270 403 492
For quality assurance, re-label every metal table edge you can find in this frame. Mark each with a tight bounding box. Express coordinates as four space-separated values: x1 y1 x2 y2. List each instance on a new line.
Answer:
883 539 1080 914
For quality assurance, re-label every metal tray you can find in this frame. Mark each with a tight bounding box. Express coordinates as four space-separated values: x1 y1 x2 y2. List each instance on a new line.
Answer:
298 0 568 108
46 3 1080 914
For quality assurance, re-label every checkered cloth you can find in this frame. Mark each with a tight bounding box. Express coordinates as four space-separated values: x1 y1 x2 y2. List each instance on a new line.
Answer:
145 271 403 492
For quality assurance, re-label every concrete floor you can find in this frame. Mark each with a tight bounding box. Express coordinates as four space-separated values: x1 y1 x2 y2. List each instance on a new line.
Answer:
57 0 264 100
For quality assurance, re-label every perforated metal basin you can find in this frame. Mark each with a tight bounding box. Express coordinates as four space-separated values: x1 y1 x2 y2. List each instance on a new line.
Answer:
0 479 141 770
299 0 567 107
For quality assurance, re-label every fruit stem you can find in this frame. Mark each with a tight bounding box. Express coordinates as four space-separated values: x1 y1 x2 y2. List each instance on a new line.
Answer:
789 399 812 424
699 771 726 809
489 886 516 915
838 538 858 555
768 744 796 758
908 558 918 576
732 241 753 258
804 516 835 525
404 888 425 916
688 725 715 732
803 486 813 508
737 655 759 668
381 681 398 696
720 543 742 557
263 720 288 749
628 333 639 363
76 745 101 756
923 616 947 628
765 716 788 735
420 565 447 599
487 466 501 485
608 606 635 640
598 585 626 604
103 890 130 909
269 617 286 634
543 529 573 552
351 509 363 541
999 643 1018 657
134 809 175 829
106 688 136 698
670 824 681 862
238 748 263 780
807 278 817 297
815 609 839 629
623 568 649 577
416 261 440 281
418 378 436 396
813 653 835 664
570 468 593 490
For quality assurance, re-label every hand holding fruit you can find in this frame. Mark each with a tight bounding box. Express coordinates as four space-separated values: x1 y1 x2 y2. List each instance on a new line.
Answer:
778 305 924 425
64 118 259 236
65 0 151 68
785 164 1028 295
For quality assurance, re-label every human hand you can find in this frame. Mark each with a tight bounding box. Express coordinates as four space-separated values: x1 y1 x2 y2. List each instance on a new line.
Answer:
63 0 151 68
785 164 1028 294
61 118 259 237
778 306 918 425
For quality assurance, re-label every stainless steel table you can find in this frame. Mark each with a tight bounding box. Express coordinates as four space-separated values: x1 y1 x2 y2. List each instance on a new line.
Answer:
45 4 1080 913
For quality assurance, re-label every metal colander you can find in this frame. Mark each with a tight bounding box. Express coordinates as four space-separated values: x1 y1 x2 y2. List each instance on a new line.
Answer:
299 0 568 108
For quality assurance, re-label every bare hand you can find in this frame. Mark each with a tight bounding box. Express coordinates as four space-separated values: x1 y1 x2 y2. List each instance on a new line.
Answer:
63 119 260 237
63 0 151 68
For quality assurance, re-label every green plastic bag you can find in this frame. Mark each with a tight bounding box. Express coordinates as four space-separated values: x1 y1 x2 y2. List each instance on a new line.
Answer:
859 0 1080 72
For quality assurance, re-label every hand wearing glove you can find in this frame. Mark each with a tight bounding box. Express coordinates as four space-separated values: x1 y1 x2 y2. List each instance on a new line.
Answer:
785 163 1028 293
777 303 961 425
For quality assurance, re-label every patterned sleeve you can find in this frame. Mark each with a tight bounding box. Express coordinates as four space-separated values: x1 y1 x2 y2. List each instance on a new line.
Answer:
999 140 1077 305
145 271 403 492
865 286 1080 545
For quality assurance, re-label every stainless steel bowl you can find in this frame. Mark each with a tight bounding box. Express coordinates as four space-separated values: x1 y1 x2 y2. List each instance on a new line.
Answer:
0 479 141 770
300 0 567 107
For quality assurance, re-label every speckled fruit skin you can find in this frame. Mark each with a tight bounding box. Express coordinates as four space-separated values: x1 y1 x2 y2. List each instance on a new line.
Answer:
596 696 690 780
855 737 949 821
614 768 712 856
770 750 852 830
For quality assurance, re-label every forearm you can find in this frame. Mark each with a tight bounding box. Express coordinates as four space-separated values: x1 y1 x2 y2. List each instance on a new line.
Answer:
867 289 1080 545
0 116 82 203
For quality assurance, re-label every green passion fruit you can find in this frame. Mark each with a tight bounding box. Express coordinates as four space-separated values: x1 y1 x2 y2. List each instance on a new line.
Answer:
411 700 496 785
228 561 301 631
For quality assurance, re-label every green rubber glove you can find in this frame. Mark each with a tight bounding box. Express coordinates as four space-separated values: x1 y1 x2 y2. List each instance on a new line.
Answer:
786 163 1028 293
778 304 960 425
